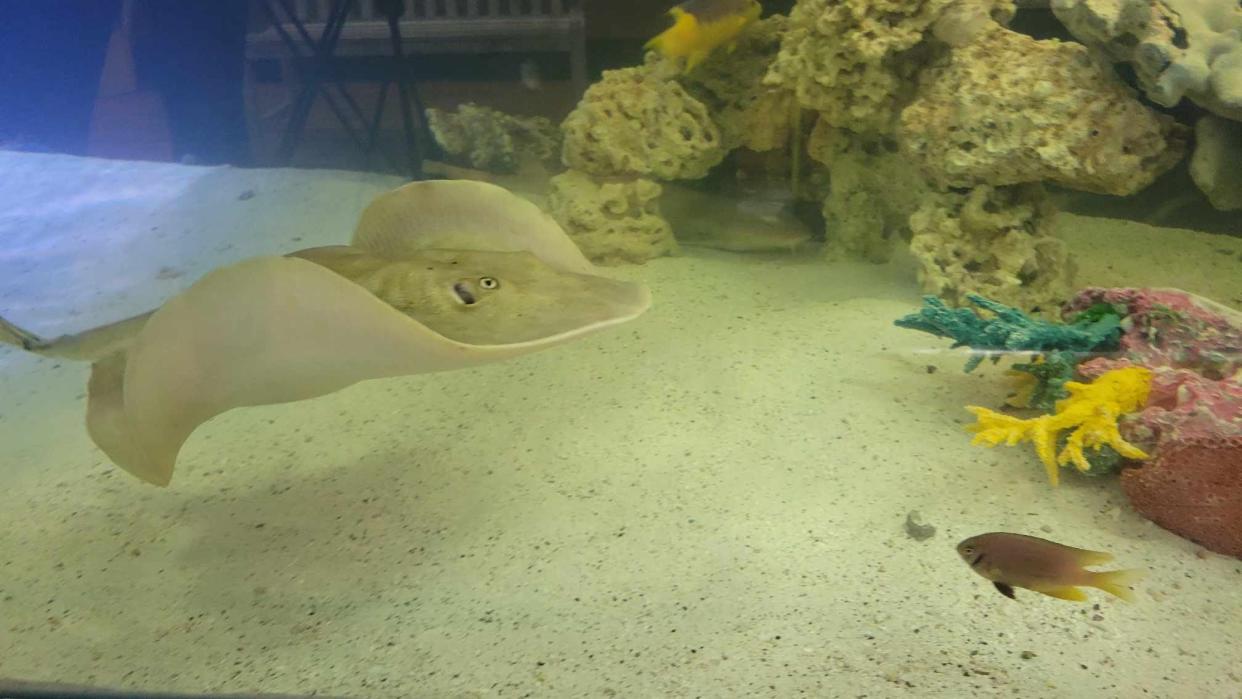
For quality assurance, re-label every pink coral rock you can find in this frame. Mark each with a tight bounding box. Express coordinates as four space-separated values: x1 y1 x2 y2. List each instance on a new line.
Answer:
1066 287 1242 379
1072 286 1242 556
1079 359 1242 452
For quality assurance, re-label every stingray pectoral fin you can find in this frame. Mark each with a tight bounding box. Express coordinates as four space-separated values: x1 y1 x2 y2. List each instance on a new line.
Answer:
0 315 44 352
92 244 651 485
1031 585 1089 602
85 351 162 483
108 256 524 486
351 180 595 275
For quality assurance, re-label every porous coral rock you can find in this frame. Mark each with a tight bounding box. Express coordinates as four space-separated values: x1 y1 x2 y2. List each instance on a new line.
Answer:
733 89 799 154
1065 287 1242 378
426 103 560 173
898 26 1188 195
1189 114 1242 211
679 16 795 152
764 0 1015 134
1048 0 1157 55
561 64 725 180
1052 0 1242 121
909 184 1074 313
932 0 1011 46
545 170 677 264
809 119 932 261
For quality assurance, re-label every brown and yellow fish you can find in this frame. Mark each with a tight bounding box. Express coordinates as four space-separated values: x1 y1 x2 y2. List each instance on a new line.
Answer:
645 0 762 73
957 532 1146 603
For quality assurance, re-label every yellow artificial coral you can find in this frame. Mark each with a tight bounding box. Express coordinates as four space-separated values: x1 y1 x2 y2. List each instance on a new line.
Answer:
1003 360 1040 408
966 366 1153 486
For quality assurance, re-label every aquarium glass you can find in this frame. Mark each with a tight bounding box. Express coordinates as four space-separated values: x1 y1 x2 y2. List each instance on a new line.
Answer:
1 1 1239 697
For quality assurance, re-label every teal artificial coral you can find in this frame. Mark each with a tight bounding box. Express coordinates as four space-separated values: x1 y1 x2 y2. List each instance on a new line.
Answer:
895 294 1121 370
895 294 1124 411
1007 354 1078 411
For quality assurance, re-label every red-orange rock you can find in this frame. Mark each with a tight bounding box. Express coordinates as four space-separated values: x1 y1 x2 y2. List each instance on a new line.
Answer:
1120 437 1242 558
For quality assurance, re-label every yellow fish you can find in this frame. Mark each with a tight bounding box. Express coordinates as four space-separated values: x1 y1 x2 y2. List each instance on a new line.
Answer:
645 0 763 73
957 533 1146 603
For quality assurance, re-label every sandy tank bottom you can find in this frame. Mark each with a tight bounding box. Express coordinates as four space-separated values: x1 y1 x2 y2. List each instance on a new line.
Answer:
0 152 1239 698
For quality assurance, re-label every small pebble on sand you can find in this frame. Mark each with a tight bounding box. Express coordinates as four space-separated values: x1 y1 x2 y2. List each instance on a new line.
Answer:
904 511 937 541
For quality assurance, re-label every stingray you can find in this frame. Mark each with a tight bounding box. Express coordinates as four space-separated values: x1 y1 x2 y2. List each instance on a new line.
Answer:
0 180 651 486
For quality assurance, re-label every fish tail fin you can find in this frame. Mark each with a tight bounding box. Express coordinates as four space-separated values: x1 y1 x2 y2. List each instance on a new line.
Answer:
0 314 45 352
1090 568 1146 603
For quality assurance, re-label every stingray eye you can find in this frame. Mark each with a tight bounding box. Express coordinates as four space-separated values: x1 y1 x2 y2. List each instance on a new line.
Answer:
961 546 974 555
479 277 499 290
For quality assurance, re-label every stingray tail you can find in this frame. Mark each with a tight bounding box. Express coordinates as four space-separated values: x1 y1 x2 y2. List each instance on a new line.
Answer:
0 314 45 352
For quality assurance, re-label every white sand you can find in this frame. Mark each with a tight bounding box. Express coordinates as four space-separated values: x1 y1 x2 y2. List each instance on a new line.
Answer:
0 152 1239 698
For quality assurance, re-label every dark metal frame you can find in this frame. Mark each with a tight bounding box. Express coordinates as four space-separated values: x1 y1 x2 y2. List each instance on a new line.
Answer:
257 0 433 179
